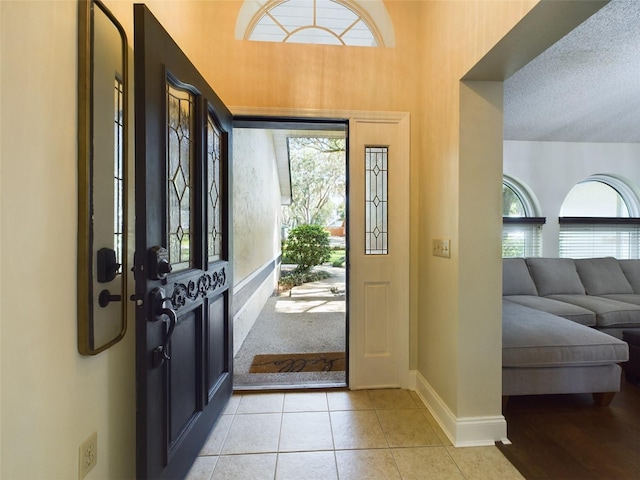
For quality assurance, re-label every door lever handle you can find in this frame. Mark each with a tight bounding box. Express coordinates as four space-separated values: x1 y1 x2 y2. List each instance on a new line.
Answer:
156 307 176 363
150 287 177 367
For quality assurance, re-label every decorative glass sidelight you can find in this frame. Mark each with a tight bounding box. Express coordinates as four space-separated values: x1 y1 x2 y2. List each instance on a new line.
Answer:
365 146 388 255
113 76 124 268
167 82 194 270
207 113 222 262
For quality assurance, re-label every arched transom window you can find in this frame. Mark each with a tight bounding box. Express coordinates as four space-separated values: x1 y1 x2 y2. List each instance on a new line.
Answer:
559 174 640 259
502 176 545 258
237 0 395 47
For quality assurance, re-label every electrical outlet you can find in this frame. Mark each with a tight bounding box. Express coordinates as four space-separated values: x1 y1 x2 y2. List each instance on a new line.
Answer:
78 432 97 479
432 238 451 258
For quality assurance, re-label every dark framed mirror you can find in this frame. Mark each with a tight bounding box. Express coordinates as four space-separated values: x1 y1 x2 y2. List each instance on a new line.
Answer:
78 0 128 354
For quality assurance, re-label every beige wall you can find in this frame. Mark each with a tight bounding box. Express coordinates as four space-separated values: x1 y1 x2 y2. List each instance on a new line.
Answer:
1 1 135 478
417 1 538 418
0 0 557 477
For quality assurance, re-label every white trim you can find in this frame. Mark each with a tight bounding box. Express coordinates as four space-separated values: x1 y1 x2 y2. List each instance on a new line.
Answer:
232 105 408 122
413 371 508 447
503 174 541 217
587 173 640 217
352 0 395 47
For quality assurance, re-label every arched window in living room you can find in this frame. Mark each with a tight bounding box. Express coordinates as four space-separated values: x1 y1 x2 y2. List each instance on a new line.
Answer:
559 174 640 259
235 0 395 47
502 176 545 258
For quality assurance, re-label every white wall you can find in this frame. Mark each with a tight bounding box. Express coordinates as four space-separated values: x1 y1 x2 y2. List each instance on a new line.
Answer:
233 129 283 286
504 140 640 256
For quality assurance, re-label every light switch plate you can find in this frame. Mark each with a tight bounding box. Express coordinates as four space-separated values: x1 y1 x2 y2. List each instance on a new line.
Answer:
432 239 451 258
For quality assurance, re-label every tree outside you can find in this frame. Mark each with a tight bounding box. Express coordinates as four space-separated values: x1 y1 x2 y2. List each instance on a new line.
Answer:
279 136 346 290
283 137 346 229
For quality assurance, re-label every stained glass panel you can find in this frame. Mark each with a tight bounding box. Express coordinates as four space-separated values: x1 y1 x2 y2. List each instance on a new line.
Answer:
207 114 222 262
113 75 124 269
365 146 388 255
167 82 194 270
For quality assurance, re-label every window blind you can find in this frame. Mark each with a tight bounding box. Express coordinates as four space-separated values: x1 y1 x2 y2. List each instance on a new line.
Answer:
559 217 640 259
502 217 545 258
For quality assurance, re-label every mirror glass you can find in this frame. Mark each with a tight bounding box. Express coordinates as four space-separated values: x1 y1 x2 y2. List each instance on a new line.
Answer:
78 0 128 354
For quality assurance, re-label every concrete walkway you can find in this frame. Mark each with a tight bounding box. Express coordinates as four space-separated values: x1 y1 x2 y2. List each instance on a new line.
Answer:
233 266 347 389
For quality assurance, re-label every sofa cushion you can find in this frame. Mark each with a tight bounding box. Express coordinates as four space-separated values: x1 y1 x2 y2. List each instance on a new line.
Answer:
503 296 596 326
503 258 538 296
547 294 640 327
619 260 640 294
575 257 633 295
526 258 585 296
599 294 640 307
502 301 628 368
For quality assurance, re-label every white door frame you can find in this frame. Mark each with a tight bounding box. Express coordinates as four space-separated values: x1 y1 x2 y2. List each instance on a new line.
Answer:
231 107 410 390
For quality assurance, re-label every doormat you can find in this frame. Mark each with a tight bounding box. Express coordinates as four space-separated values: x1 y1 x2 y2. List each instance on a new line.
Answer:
249 352 346 373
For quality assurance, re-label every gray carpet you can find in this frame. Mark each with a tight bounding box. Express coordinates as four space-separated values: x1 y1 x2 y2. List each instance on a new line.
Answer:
233 266 347 388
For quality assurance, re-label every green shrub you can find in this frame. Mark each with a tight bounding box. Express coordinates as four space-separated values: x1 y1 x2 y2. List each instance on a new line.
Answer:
278 269 331 291
284 224 331 272
331 257 345 268
328 249 346 268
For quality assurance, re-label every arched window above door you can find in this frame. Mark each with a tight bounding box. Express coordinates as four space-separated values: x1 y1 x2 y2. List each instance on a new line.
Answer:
235 0 395 47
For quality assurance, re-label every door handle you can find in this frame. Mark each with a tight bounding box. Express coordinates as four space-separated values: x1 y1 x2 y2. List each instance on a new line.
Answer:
98 289 122 307
150 287 177 367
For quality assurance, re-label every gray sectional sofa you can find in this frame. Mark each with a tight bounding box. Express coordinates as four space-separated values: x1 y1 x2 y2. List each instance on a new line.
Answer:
502 257 637 406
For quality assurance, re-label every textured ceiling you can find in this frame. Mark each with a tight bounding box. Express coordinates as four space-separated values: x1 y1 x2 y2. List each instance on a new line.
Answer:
504 0 640 143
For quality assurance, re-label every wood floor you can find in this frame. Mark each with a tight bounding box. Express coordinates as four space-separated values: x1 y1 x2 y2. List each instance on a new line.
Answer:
497 377 640 480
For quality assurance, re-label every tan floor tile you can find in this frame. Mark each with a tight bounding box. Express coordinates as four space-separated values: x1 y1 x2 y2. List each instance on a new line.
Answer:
283 391 328 412
222 394 241 415
445 446 526 480
185 456 217 480
276 451 338 480
222 413 282 454
368 389 419 410
422 409 453 446
335 449 401 480
199 414 233 455
327 390 374 411
197 389 524 480
330 410 388 450
377 409 442 447
211 453 277 480
279 411 334 452
236 392 284 413
392 447 464 480
408 390 426 408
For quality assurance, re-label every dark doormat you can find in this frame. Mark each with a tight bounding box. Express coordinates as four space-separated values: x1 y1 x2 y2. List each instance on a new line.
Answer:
249 352 346 373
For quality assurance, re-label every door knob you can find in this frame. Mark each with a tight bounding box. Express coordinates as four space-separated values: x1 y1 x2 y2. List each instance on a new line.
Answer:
98 289 122 307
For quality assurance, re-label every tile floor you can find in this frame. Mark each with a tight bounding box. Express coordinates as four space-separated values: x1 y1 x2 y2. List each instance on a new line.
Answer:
186 389 524 480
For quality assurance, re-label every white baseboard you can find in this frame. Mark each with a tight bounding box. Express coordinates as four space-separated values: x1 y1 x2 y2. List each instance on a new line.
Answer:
411 370 507 447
